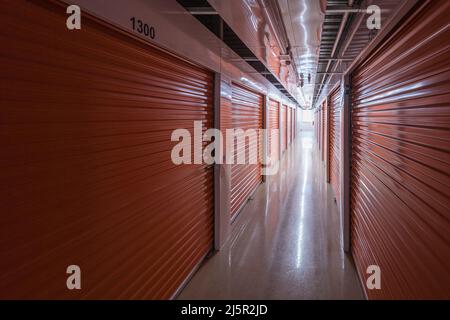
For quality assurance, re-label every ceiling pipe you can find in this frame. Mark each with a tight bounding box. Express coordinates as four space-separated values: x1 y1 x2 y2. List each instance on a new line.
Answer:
259 0 290 54
259 0 301 86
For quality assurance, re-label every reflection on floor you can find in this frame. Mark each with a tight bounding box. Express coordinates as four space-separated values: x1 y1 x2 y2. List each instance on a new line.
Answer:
178 129 364 299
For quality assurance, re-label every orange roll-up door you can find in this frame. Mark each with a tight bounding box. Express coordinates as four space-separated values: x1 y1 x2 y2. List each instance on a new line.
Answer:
293 109 295 140
319 106 322 151
318 109 321 147
351 0 450 299
0 1 214 299
268 99 280 162
287 107 291 146
230 84 263 217
281 104 287 153
291 108 295 142
292 108 295 141
321 101 326 161
328 86 341 205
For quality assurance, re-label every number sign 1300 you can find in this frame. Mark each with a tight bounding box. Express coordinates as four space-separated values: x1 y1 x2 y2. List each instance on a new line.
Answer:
130 17 155 39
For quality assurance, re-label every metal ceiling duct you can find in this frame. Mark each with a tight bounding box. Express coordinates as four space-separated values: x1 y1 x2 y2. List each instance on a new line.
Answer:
277 0 327 109
206 0 300 103
177 0 406 110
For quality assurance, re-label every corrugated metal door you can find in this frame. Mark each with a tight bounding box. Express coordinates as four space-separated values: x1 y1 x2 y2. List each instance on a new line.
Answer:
290 107 294 145
230 84 263 217
351 0 450 299
319 109 321 147
322 101 326 161
287 107 291 146
281 104 287 153
329 86 341 205
0 1 214 299
316 111 319 143
318 106 323 152
268 99 280 162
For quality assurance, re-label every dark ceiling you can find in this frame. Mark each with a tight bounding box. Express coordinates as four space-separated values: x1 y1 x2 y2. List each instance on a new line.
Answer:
176 0 298 105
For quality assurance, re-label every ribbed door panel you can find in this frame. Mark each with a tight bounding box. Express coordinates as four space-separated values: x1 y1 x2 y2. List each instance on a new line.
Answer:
329 87 341 204
318 107 323 152
291 109 295 142
268 99 280 162
351 0 450 299
0 1 214 299
318 109 321 149
287 108 291 146
230 84 263 217
291 108 294 143
281 105 287 152
322 102 326 161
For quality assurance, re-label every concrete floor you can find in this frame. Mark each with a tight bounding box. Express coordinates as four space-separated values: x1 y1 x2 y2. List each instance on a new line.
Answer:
178 129 364 299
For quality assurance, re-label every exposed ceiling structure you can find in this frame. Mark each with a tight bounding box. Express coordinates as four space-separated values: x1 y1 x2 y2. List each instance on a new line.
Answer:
311 0 400 107
177 0 404 109
277 0 403 108
277 0 327 109
313 0 354 106
176 0 299 104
